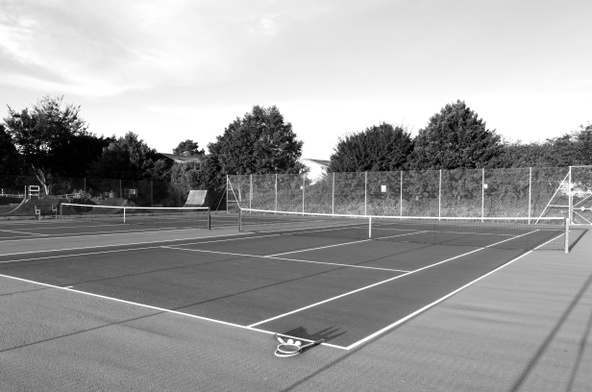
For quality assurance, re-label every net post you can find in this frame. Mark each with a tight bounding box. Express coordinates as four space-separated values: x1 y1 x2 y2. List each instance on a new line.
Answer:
564 217 569 254
207 207 212 230
368 216 372 239
238 208 242 232
123 207 126 224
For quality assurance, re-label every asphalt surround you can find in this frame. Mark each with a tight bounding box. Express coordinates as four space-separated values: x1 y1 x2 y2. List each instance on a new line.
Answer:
1 215 589 391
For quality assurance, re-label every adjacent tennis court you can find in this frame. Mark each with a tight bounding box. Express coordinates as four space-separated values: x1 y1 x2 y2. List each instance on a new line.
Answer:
1 211 590 391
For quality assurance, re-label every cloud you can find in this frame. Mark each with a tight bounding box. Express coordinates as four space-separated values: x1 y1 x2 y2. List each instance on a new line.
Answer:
0 0 290 97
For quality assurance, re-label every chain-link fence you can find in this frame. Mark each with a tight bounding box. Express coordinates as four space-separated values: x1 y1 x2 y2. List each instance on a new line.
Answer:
0 174 169 208
228 166 592 224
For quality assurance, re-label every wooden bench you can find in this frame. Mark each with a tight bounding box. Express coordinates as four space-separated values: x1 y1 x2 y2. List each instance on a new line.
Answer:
35 205 58 220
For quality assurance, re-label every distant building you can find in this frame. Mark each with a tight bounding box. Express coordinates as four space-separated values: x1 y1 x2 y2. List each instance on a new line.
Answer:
300 158 330 182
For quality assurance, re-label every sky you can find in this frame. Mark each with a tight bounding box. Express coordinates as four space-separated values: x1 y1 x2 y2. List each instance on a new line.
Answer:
1 0 591 160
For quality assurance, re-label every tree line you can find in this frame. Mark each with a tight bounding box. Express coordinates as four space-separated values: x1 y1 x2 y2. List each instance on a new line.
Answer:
1 96 590 205
329 100 592 172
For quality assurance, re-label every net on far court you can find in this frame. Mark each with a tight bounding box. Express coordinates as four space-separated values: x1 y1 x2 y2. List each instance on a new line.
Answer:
60 202 211 230
238 208 570 252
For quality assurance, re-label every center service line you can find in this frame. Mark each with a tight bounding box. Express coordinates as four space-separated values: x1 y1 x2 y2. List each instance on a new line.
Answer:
248 229 538 328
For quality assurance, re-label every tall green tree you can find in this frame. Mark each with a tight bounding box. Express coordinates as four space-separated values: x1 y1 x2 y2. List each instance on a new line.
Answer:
173 139 204 156
88 132 169 181
329 123 413 172
2 96 97 194
87 132 171 205
208 105 305 177
410 100 503 170
56 133 112 178
0 124 21 175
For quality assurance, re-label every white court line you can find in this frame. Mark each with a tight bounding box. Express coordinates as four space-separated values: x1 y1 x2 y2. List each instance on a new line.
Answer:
0 246 163 264
345 230 565 350
0 229 49 236
0 272 345 349
372 226 513 238
259 230 433 258
170 232 283 246
0 230 244 257
248 229 539 328
266 238 373 257
161 246 410 273
2 224 558 351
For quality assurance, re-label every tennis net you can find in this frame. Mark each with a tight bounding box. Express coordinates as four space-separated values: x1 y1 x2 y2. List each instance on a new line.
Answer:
60 202 211 229
238 208 570 252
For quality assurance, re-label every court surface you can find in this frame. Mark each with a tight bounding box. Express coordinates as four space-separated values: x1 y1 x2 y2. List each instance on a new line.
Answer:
1 214 591 391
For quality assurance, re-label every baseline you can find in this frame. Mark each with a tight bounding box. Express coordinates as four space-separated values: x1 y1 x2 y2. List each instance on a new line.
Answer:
0 272 343 350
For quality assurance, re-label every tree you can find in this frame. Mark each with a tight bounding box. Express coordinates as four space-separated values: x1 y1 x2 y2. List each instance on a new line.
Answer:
173 139 204 156
547 123 592 166
329 123 413 172
0 124 21 175
208 105 305 176
87 132 171 205
410 100 503 170
499 122 592 168
55 133 112 178
2 96 92 194
88 132 169 181
169 155 221 206
498 141 552 168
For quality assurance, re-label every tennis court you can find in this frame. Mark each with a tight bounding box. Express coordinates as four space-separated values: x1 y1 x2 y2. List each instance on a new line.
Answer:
1 211 591 391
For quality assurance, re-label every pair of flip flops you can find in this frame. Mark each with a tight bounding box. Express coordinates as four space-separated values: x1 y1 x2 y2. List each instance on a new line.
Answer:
274 333 324 358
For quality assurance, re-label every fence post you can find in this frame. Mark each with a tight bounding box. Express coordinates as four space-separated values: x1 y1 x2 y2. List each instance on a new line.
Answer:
226 175 229 213
275 174 278 212
332 172 335 216
438 169 442 220
481 168 485 222
528 167 532 223
568 166 573 224
302 173 305 214
364 171 368 216
400 170 403 217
